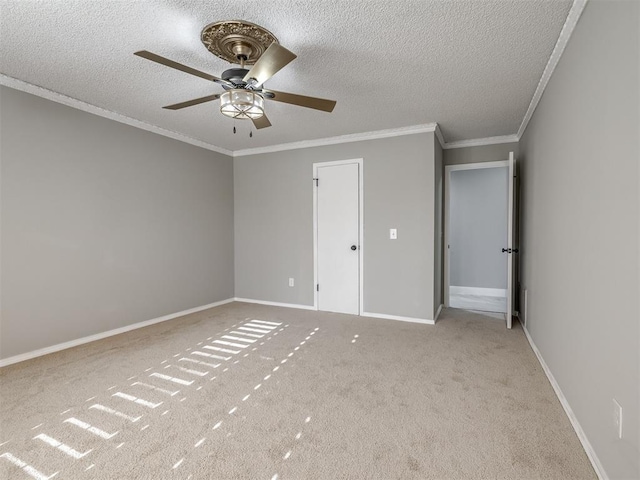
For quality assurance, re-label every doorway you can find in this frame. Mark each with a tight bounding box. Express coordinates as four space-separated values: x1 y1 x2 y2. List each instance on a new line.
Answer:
444 155 516 327
313 159 363 315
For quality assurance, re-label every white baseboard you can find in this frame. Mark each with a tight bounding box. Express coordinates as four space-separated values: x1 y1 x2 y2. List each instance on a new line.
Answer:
450 286 506 297
0 298 235 368
361 311 435 325
233 297 317 311
233 298 436 326
522 326 608 480
434 304 444 322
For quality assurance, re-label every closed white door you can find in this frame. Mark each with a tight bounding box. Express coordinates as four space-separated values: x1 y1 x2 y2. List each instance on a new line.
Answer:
316 162 360 315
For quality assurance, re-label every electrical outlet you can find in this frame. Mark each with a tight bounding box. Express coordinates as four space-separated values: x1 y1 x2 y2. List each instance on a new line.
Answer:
288 278 294 287
613 399 623 439
390 228 397 240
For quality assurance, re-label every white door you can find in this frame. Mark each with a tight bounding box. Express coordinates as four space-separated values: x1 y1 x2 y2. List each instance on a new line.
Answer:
316 162 360 315
505 152 515 329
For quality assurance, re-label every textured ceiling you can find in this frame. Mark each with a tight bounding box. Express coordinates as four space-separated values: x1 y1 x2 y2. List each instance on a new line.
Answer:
0 0 572 152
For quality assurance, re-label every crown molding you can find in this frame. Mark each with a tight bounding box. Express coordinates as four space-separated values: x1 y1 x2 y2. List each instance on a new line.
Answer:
444 134 520 150
1 77 443 156
434 124 446 149
0 74 234 157
232 123 439 157
516 0 588 139
0 77 514 155
1 1 587 158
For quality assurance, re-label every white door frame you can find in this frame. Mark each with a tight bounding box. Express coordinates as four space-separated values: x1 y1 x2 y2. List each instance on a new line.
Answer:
506 152 515 329
313 158 364 314
443 159 510 313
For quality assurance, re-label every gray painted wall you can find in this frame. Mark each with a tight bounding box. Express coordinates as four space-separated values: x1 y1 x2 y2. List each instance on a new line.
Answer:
519 2 639 479
444 142 518 166
0 86 235 359
234 133 437 320
433 139 444 315
449 167 508 289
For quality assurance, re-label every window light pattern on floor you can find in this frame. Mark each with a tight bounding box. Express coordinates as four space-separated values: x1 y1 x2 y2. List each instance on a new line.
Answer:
0 318 325 479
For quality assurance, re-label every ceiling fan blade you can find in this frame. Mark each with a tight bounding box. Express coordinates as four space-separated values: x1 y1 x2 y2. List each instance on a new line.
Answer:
134 50 231 87
264 90 336 112
163 94 221 110
243 43 297 87
252 113 272 129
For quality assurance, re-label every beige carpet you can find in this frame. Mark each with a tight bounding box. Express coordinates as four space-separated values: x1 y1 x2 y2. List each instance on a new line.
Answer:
0 302 596 479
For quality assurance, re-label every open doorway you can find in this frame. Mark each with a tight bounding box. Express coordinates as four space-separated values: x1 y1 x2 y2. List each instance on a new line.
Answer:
444 157 515 326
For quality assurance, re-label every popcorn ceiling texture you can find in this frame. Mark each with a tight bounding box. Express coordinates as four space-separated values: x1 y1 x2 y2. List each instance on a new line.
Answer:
0 0 572 151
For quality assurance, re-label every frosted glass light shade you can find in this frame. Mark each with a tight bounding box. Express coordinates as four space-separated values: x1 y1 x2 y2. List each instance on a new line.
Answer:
220 89 264 120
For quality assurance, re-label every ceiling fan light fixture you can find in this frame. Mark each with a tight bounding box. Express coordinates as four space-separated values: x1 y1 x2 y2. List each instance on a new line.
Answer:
136 20 336 127
220 89 264 120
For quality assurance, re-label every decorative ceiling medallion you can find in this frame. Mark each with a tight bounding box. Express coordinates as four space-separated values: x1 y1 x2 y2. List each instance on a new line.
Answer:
201 20 278 65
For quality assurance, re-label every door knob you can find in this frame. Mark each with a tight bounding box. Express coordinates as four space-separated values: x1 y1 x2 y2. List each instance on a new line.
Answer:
351 245 357 251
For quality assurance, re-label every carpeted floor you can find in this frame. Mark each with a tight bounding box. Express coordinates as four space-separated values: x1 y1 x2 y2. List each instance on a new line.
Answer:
0 302 596 479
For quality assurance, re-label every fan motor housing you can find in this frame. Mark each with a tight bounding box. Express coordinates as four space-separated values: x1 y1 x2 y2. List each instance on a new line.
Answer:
221 68 250 86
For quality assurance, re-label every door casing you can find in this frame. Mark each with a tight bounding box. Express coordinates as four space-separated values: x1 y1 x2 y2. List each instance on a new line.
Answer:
443 156 516 328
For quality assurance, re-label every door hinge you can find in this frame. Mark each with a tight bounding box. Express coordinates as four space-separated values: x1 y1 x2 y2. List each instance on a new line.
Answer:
313 178 318 186
316 284 319 291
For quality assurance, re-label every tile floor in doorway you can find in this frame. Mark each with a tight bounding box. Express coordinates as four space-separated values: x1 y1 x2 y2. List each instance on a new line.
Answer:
449 293 507 313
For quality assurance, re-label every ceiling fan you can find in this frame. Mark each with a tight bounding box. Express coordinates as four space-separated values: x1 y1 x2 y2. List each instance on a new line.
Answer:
134 20 336 130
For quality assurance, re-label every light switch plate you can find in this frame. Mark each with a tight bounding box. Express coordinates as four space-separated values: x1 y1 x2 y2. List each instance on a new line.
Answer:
390 228 397 240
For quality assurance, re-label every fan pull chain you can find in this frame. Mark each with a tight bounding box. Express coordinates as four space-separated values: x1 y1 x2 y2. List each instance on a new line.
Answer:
250 128 253 138
233 119 236 134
